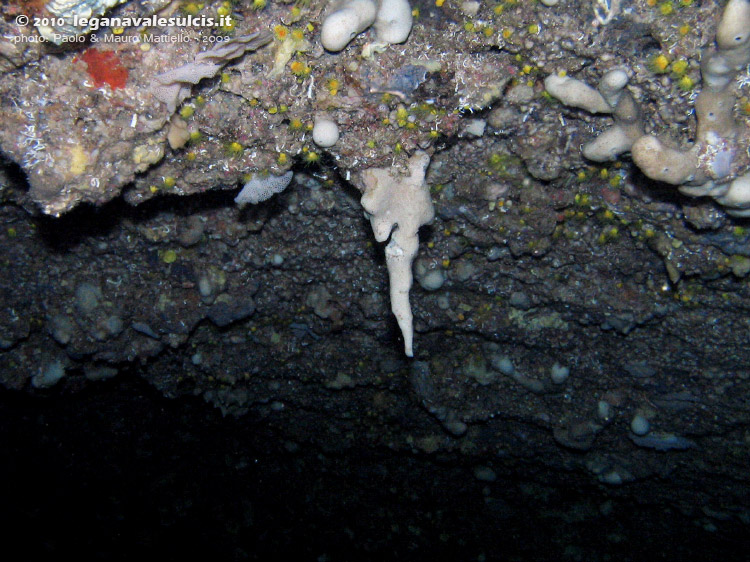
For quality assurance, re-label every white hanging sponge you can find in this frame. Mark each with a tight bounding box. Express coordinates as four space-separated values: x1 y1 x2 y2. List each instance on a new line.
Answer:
360 152 434 357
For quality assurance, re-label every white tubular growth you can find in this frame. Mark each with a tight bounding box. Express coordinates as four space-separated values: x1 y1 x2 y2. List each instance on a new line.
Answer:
543 74 612 114
546 69 643 163
547 1 750 216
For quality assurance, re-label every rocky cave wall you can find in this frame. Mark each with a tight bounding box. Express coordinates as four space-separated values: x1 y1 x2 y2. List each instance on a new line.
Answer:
0 0 749 558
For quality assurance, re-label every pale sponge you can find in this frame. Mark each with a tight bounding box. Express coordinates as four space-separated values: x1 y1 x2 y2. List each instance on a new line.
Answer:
630 136 700 185
360 152 434 357
545 0 750 216
374 0 414 45
312 117 340 148
630 0 750 214
321 0 378 52
234 172 293 207
543 74 611 114
545 69 643 162
321 0 414 52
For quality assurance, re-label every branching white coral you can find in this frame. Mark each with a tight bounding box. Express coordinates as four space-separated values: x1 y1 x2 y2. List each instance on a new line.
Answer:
359 151 434 357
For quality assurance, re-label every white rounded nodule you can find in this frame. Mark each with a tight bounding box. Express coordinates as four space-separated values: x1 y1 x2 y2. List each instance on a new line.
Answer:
312 118 340 148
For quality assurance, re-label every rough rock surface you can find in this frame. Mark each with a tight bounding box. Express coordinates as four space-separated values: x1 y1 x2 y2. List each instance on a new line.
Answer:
0 0 749 559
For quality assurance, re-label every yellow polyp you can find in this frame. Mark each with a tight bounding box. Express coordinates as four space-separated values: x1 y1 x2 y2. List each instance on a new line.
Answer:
327 78 340 95
304 149 320 164
677 75 695 91
227 141 243 156
274 25 289 41
220 15 235 32
670 59 689 77
161 249 178 264
647 54 670 74
183 2 202 16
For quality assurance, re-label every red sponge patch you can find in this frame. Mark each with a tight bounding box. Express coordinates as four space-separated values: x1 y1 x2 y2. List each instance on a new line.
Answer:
79 49 129 90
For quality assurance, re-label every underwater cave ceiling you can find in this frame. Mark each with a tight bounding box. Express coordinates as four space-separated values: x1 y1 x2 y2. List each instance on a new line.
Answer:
0 0 749 558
